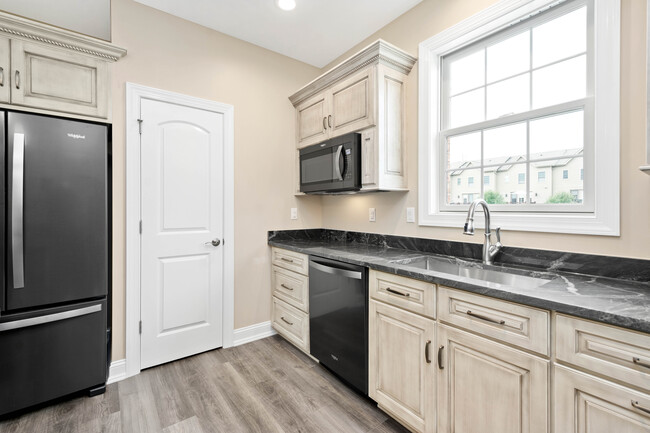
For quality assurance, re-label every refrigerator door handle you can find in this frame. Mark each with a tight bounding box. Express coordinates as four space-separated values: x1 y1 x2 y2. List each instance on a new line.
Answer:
0 304 102 332
12 133 25 289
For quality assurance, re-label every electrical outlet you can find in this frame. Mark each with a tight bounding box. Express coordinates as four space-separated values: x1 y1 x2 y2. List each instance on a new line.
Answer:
290 208 298 220
369 208 376 222
406 207 415 223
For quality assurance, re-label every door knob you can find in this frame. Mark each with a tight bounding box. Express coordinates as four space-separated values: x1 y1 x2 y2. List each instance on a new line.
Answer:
205 239 221 247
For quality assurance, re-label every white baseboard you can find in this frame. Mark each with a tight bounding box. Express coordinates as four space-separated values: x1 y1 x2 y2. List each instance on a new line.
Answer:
233 321 276 346
107 359 127 384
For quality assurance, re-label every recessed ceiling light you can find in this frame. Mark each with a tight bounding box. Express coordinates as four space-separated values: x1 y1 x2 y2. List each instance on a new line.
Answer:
276 0 296 11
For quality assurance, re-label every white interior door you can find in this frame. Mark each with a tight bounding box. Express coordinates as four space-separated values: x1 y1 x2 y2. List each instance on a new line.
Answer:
140 98 224 369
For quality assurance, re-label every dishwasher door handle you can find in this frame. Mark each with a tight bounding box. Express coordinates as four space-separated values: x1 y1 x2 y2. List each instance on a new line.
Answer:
310 260 363 280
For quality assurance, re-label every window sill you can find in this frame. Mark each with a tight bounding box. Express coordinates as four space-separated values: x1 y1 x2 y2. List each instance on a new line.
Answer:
418 210 619 236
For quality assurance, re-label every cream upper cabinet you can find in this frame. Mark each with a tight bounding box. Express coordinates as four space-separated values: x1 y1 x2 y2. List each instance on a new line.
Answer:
369 299 435 433
437 324 549 433
555 365 650 433
11 40 108 118
296 91 329 147
0 11 125 121
0 35 9 104
290 40 415 192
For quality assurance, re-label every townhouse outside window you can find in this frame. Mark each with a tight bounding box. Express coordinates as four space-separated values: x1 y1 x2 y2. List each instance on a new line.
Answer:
419 0 620 235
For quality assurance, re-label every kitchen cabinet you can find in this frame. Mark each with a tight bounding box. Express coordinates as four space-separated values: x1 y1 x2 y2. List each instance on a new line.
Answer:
0 11 125 120
290 40 416 193
369 300 435 433
270 247 310 354
0 35 9 104
554 365 650 432
437 324 549 433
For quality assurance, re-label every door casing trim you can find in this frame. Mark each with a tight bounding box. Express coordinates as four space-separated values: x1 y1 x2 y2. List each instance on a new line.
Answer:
125 82 235 378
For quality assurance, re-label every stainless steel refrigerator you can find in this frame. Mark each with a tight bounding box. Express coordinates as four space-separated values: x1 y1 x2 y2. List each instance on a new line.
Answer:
0 111 109 416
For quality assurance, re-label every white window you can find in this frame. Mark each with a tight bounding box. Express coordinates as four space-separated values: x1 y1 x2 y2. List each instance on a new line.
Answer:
418 0 620 235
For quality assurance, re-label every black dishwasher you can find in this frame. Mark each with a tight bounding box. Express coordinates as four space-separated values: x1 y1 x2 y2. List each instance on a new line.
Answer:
309 256 368 395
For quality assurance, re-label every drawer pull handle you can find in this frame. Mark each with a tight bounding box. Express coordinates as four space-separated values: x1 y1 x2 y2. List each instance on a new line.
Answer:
438 345 445 369
280 257 295 263
280 316 294 326
633 357 650 369
280 283 294 291
425 340 432 364
386 287 410 297
632 400 650 415
466 310 505 325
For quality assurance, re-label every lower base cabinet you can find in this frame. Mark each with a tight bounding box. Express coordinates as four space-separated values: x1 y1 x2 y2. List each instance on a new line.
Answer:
271 297 309 353
369 300 435 433
554 365 650 433
437 324 549 433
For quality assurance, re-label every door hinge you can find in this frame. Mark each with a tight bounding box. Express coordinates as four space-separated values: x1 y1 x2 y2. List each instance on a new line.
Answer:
139 321 142 334
139 220 142 234
137 119 143 134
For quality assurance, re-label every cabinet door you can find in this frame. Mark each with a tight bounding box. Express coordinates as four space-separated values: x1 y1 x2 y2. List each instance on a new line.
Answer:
369 300 435 433
296 91 329 148
0 36 9 103
10 40 108 118
437 324 549 433
555 365 650 433
329 66 376 137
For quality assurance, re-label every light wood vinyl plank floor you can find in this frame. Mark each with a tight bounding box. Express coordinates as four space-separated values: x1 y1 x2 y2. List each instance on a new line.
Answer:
0 335 410 433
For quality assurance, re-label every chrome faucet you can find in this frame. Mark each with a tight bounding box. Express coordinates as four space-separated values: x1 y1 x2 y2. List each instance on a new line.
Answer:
463 199 503 265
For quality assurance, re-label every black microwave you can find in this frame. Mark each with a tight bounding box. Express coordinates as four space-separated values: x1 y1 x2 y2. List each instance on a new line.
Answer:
299 133 361 193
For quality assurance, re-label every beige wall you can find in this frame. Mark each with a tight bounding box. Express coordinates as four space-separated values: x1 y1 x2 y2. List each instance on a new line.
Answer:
109 0 322 360
320 0 650 260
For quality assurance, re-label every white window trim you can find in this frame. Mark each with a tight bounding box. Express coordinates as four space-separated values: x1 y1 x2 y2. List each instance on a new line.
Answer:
418 0 620 236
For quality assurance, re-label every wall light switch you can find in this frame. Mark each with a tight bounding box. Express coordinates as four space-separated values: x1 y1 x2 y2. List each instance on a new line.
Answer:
369 208 376 222
290 208 298 220
406 207 415 223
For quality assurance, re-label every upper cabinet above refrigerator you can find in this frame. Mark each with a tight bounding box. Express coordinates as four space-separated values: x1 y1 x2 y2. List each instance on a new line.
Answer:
289 40 416 193
0 11 126 122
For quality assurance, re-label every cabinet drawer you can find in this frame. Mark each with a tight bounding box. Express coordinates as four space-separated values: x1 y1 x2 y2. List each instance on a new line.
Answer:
556 314 650 391
272 297 309 353
438 286 549 355
272 265 308 312
370 270 436 319
271 248 309 275
11 40 108 118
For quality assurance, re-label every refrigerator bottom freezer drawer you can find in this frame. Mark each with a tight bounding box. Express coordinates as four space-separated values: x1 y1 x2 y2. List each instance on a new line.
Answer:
0 299 107 416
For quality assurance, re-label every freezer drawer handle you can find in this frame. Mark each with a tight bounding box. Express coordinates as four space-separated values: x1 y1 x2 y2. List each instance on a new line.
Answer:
0 304 102 332
12 133 25 289
310 260 363 280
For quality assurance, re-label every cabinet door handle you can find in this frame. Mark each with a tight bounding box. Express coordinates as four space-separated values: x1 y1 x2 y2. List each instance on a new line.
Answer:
633 357 650 369
328 115 332 128
323 117 327 130
466 310 505 325
438 345 445 369
280 283 294 291
386 287 410 297
14 70 20 89
632 400 650 415
0 67 4 87
280 316 294 326
280 257 294 263
425 340 432 364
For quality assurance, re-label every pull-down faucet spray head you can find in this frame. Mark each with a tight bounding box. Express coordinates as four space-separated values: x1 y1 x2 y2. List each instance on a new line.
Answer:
463 218 475 235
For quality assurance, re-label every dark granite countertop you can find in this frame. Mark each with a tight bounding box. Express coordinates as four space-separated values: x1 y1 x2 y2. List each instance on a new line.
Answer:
268 230 650 334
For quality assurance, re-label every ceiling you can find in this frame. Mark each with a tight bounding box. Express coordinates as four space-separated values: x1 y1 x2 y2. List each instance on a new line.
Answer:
133 0 422 68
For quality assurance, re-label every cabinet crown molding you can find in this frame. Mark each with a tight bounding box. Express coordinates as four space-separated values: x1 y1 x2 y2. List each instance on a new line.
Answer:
0 11 126 61
289 39 416 107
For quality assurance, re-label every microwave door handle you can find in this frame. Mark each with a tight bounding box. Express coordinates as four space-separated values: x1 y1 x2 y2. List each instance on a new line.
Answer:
333 145 344 181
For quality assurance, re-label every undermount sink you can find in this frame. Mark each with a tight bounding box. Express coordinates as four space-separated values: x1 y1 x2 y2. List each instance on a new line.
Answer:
390 256 549 290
